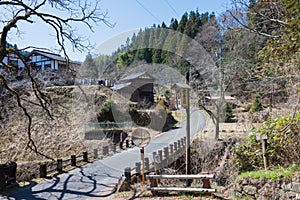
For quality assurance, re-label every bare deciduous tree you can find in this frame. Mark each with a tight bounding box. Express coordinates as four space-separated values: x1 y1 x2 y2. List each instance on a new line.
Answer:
0 0 112 159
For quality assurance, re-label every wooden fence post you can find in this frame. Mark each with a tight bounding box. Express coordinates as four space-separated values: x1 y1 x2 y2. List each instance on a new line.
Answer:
158 150 163 164
163 147 169 160
170 144 174 155
149 172 158 195
174 142 178 153
103 146 109 156
83 151 88 162
182 138 185 148
0 167 5 191
124 167 131 184
57 159 63 174
135 162 141 176
71 155 76 166
177 140 181 149
201 172 212 189
93 149 98 159
163 147 169 165
145 157 150 171
111 145 116 153
39 164 47 178
126 139 130 148
170 144 174 163
153 152 160 172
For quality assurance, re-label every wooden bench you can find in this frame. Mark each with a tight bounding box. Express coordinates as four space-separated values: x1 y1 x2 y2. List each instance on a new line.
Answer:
147 173 216 195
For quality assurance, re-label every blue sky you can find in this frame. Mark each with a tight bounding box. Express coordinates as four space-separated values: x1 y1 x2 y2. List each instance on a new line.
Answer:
8 0 230 61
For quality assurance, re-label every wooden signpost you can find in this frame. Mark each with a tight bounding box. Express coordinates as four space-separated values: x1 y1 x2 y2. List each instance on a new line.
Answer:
132 127 150 185
256 134 268 170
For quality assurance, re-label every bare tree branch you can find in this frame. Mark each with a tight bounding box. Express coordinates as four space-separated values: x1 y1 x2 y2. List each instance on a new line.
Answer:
0 0 112 159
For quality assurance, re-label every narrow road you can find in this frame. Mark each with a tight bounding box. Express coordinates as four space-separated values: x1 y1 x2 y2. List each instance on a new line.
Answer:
2 110 206 200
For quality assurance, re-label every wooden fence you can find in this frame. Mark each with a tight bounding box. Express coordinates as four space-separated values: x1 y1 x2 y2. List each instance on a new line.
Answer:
123 136 187 183
38 138 135 178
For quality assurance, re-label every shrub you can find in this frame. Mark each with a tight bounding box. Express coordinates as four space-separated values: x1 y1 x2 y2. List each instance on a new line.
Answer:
97 100 114 122
232 113 300 172
225 103 235 122
250 96 263 113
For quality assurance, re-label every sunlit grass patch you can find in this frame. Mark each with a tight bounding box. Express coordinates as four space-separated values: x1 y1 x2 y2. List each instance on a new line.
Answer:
239 164 300 181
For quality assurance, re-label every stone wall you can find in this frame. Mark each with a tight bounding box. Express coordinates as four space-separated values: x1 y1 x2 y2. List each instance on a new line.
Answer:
226 173 300 199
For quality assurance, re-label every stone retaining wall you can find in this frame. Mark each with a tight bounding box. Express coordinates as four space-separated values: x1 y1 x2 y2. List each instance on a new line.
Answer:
229 173 300 199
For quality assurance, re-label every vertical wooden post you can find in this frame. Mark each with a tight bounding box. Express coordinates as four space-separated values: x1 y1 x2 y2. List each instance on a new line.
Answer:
169 144 174 163
158 150 163 163
185 87 191 187
144 157 150 171
0 166 5 191
93 149 98 159
57 159 63 174
135 162 141 176
40 164 47 178
262 139 268 170
163 147 169 165
201 172 211 189
177 140 181 149
152 152 157 160
153 152 160 172
71 155 76 166
119 141 123 150
174 142 178 153
149 172 158 195
182 138 186 148
111 145 116 153
141 147 145 185
256 134 268 170
103 146 109 156
126 139 130 148
124 167 131 184
170 144 174 155
163 147 169 160
83 151 88 162
182 138 185 154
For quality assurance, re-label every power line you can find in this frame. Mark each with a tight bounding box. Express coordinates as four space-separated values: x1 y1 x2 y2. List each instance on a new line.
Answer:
135 0 161 23
164 0 180 18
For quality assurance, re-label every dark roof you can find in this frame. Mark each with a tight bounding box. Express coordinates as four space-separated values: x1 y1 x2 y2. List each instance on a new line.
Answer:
27 50 82 65
120 71 155 82
111 82 132 90
172 83 191 90
28 50 67 62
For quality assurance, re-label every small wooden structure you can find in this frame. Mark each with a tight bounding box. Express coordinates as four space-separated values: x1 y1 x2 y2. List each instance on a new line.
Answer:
112 71 155 106
147 172 216 195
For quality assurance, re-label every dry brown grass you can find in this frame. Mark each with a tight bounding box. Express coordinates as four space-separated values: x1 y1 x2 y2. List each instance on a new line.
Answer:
0 86 111 175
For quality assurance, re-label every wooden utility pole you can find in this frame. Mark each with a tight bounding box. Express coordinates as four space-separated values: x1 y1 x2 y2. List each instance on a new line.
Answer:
186 89 191 186
172 83 191 186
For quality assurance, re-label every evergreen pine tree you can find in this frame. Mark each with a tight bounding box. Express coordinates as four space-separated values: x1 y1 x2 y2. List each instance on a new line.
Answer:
177 12 188 33
250 96 263 113
81 53 98 79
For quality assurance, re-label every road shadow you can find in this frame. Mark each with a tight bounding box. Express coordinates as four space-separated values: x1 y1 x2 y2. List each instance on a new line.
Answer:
3 166 118 200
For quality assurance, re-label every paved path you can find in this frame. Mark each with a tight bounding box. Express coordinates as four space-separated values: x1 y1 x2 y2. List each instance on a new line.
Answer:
2 110 206 200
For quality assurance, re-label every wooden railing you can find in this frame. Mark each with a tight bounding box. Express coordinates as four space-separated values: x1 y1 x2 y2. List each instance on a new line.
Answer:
38 139 135 178
123 136 187 182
